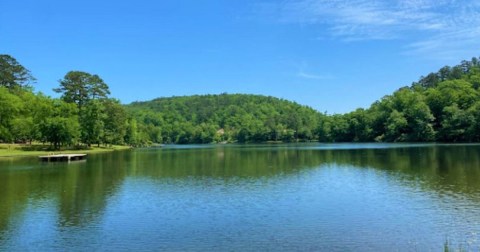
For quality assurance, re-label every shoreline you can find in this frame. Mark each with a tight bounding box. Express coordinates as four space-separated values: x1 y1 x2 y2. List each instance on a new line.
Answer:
0 144 132 158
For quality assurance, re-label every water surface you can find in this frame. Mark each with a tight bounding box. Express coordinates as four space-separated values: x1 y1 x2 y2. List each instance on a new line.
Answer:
1 143 480 251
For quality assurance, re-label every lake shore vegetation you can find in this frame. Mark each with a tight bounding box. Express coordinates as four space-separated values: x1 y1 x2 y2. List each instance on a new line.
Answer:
1 54 480 150
0 143 131 158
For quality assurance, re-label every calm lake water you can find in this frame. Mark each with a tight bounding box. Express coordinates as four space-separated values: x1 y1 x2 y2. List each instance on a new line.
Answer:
1 143 480 251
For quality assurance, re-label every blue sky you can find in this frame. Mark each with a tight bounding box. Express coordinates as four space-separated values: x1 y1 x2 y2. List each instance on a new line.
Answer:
1 0 479 113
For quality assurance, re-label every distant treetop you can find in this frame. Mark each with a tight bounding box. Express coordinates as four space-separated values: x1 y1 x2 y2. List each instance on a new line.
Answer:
54 71 111 109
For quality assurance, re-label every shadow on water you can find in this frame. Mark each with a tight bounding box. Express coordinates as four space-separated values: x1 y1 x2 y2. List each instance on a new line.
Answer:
0 143 480 249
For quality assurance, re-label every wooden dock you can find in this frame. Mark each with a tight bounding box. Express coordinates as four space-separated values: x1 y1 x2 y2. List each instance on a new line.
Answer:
39 154 87 162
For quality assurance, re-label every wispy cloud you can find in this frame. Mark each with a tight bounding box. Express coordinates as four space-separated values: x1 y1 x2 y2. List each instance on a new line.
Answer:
257 0 480 59
294 61 333 80
297 70 333 80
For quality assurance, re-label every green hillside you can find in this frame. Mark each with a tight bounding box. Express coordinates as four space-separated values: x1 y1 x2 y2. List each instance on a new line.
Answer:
2 54 480 147
322 57 480 142
126 57 480 144
126 94 324 144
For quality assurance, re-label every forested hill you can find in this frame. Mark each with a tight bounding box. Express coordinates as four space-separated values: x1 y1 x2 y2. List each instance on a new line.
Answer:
2 54 480 147
127 57 480 144
126 94 324 144
324 57 480 142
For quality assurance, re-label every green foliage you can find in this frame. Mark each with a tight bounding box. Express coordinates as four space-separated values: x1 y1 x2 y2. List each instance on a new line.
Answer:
102 99 128 145
439 104 474 142
53 70 129 148
0 55 36 90
0 58 129 149
2 55 480 145
0 87 23 142
385 110 408 142
54 71 110 109
122 56 480 144
124 118 139 146
327 57 480 143
39 101 80 149
127 94 323 144
80 100 105 146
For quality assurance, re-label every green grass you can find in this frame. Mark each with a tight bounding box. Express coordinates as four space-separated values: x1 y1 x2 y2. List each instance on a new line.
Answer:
0 143 131 158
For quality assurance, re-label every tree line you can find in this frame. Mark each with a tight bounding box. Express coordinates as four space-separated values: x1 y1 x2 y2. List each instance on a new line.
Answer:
127 57 480 144
2 54 480 148
0 55 135 149
319 57 480 142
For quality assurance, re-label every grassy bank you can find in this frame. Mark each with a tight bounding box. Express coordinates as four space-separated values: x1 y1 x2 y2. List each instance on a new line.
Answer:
0 143 132 158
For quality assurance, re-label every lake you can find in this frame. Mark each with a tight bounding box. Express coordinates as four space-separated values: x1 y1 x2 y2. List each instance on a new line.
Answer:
1 143 480 251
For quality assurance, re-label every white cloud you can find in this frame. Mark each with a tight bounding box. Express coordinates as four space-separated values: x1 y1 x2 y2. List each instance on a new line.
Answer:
405 26 480 59
259 0 480 58
293 61 333 80
297 70 333 80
